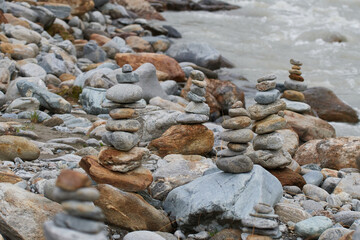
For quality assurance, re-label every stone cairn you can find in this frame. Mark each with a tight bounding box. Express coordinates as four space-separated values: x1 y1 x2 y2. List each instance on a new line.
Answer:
100 64 147 173
282 59 311 113
176 70 210 124
43 170 107 240
217 101 254 173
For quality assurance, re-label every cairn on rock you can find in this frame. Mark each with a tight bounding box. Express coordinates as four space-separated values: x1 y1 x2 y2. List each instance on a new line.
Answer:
241 203 281 238
43 169 107 240
217 101 254 173
282 59 311 113
176 70 210 124
247 74 292 169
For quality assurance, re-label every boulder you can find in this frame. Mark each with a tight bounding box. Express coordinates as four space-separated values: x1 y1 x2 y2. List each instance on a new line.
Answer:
163 165 282 232
166 42 234 70
94 184 172 231
115 0 164 20
0 183 62 240
0 136 40 161
275 203 311 224
284 110 336 142
0 42 36 60
303 87 359 123
268 168 306 188
333 173 360 199
38 0 94 15
148 124 214 157
115 53 185 82
126 36 153 52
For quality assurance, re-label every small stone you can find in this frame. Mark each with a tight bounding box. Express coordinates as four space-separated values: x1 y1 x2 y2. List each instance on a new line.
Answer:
220 129 254 143
190 70 205 81
292 65 301 70
289 74 304 81
123 231 165 240
62 201 105 220
283 186 302 195
43 116 64 127
256 80 276 91
192 79 207 88
54 213 105 234
227 142 249 152
185 101 210 116
301 199 324 212
295 216 333 239
248 100 286 120
303 184 330 202
109 108 138 119
229 108 250 117
282 99 311 113
217 148 241 157
176 113 209 124
252 114 286 134
333 211 360 227
275 203 311 223
247 149 292 169
122 64 132 73
231 101 244 108
102 99 146 109
105 119 141 132
289 69 302 75
102 131 139 151
116 72 139 83
221 116 251 130
187 91 206 103
190 84 206 97
216 155 253 173
56 169 91 191
52 187 100 202
290 59 302 66
254 89 280 105
253 132 284 150
254 203 273 214
257 74 276 83
303 171 323 186
242 217 278 229
326 194 342 208
241 227 280 237
282 90 305 102
106 84 143 104
284 79 307 91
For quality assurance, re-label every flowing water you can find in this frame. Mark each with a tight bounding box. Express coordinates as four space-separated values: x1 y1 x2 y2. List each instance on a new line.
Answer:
159 0 360 136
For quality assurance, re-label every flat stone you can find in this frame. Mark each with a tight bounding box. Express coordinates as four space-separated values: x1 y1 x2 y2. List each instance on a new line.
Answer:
289 74 304 81
109 108 138 119
62 201 105 220
217 149 242 157
282 99 311 113
102 99 147 109
102 131 139 151
192 79 207 88
319 228 354 240
301 199 324 212
254 203 273 214
247 148 292 169
6 97 40 113
292 65 301 70
187 91 206 102
185 101 210 116
54 213 105 234
254 89 280 105
228 108 250 117
253 114 286 134
241 217 278 229
227 142 249 152
282 90 305 102
123 231 165 240
56 169 91 191
106 84 143 104
222 116 251 130
275 203 311 223
284 79 307 91
52 187 100 202
253 132 284 150
190 84 206 97
295 216 333 239
0 135 40 161
232 101 244 108
290 59 302 66
257 74 276 83
289 69 302 75
220 129 254 143
303 184 330 202
105 119 140 132
190 70 205 81
303 171 323 186
241 227 280 237
333 211 360 227
256 80 276 91
176 113 209 124
248 100 286 120
216 155 253 173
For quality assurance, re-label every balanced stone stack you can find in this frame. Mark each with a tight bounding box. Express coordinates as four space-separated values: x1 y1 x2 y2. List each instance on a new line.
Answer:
217 101 254 173
241 203 281 238
282 59 311 113
44 170 107 240
247 75 291 169
176 70 210 124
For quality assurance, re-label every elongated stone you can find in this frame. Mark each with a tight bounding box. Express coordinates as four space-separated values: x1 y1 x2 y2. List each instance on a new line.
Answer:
187 91 206 103
248 100 286 120
102 131 139 151
284 79 307 91
221 116 251 130
105 119 141 132
106 84 143 104
290 59 302 66
253 132 284 150
256 80 276 91
253 114 286 134
185 102 210 116
229 108 250 117
257 74 276 83
254 89 280 105
220 129 254 143
216 155 253 174
109 108 138 119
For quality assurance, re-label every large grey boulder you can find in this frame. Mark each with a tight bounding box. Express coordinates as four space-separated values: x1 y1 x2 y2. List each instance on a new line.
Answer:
3 24 42 44
4 2 38 22
37 53 67 77
83 41 106 63
79 87 109 115
163 165 283 232
30 6 56 29
166 42 234 70
6 77 46 101
16 80 72 114
134 63 168 102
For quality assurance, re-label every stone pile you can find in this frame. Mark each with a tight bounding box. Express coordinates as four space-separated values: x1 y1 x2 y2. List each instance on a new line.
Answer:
247 74 292 169
241 203 281 238
176 70 210 124
282 59 311 113
43 170 107 240
217 101 254 173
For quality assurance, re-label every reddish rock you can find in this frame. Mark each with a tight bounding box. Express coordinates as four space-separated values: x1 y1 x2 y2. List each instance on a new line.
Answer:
95 184 172 232
148 124 214 158
294 137 360 170
182 77 245 119
268 168 306 189
3 14 30 28
80 156 153 192
90 33 111 46
39 0 94 15
125 36 153 52
56 169 91 191
115 53 185 82
114 0 165 20
0 42 36 60
303 87 359 123
0 170 22 184
59 73 76 82
284 110 336 142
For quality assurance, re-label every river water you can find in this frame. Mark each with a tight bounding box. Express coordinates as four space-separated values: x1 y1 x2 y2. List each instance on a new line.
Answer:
160 0 360 136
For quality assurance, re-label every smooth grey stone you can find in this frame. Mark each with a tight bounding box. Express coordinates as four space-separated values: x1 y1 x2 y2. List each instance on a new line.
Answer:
161 80 179 95
254 203 273 214
253 132 283 150
321 177 341 193
6 97 40 113
54 114 92 128
247 149 292 169
105 119 141 132
283 186 302 196
102 37 128 58
182 66 194 78
282 98 311 113
216 155 253 173
241 227 280 237
101 99 146 109
4 2 38 22
303 171 324 186
83 41 106 63
185 101 210 116
220 129 254 143
217 149 241 157
176 113 209 124
52 187 100 202
116 72 139 83
190 84 206 97
43 221 107 240
79 87 109 115
96 62 119 70
57 40 76 56
228 108 250 117
319 227 353 240
99 3 129 19
284 79 307 91
333 211 360 226
3 24 41 44
102 131 139 151
123 231 165 240
21 17 44 33
74 68 113 88
303 184 329 202
16 80 71 114
187 91 206 103
295 216 333 239
106 84 143 104
62 201 105 221
89 11 105 25
54 213 105 234
254 89 280 104
326 194 342 208
163 165 283 231
18 110 51 123
94 0 109 8
122 64 133 73
38 4 70 20
301 200 324 213
241 217 278 229
19 63 46 79
257 74 277 83
37 53 66 77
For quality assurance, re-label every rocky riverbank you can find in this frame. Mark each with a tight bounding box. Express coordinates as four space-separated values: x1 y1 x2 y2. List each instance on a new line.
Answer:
0 0 360 239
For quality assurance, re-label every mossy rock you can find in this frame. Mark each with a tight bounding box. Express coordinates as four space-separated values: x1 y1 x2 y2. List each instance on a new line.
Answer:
47 23 75 42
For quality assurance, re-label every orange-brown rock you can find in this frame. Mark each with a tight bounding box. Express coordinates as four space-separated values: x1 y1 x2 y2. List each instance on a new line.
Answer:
0 170 22 184
0 136 40 161
90 33 111 46
284 110 336 142
80 156 153 192
115 53 185 82
247 235 273 240
39 0 94 15
3 14 30 28
294 137 360 170
338 231 354 240
303 87 359 123
56 169 91 191
289 74 304 81
109 108 138 119
0 33 9 43
94 184 172 232
114 0 165 20
125 36 153 52
182 77 245 119
282 90 305 102
210 229 243 240
148 124 214 158
0 42 36 60
86 119 106 135
321 168 338 178
268 168 306 189
59 73 76 82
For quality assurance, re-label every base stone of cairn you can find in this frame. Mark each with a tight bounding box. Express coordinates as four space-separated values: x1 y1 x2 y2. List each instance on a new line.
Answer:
43 170 107 240
282 59 311 113
247 74 292 169
217 101 254 173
